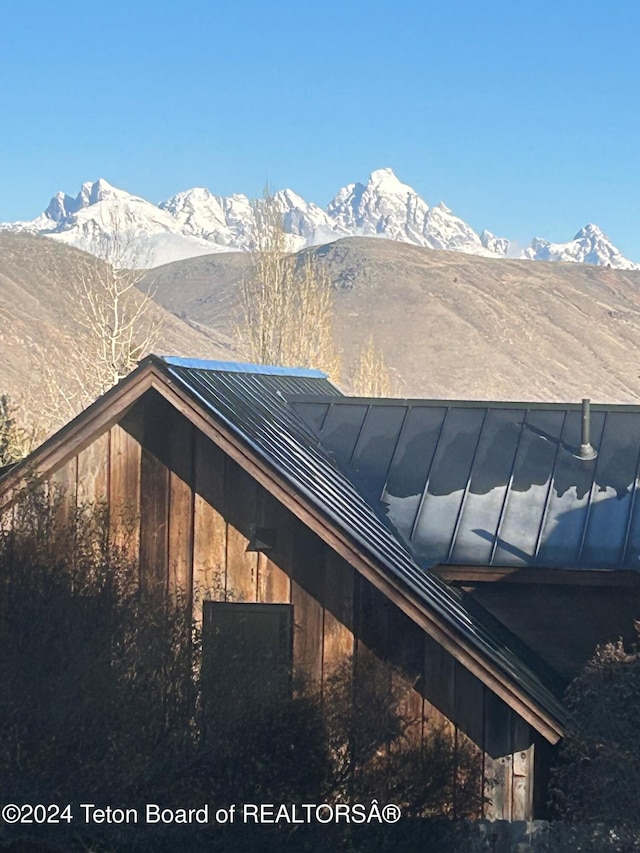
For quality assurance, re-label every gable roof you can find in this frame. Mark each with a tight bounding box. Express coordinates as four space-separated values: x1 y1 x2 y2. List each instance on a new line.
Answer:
290 396 640 573
0 356 566 742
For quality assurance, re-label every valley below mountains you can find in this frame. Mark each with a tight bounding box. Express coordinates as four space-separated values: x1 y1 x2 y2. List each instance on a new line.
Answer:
139 236 640 403
3 231 640 428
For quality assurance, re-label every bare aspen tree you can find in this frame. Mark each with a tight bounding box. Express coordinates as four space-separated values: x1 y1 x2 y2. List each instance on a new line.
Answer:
287 255 341 381
239 190 292 366
237 190 341 382
351 334 395 397
71 209 159 393
68 256 160 398
24 208 160 434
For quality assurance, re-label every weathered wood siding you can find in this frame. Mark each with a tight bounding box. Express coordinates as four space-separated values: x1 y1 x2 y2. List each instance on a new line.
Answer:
41 389 545 820
109 421 141 561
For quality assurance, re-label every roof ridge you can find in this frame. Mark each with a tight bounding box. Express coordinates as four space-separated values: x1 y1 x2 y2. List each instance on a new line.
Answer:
293 395 640 412
156 354 329 379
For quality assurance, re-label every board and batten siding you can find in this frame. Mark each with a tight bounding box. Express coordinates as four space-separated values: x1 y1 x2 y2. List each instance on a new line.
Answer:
42 391 545 821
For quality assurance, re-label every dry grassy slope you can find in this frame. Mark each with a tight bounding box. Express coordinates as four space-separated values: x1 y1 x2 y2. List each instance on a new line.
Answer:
139 249 250 339
4 231 640 407
0 232 238 403
142 237 640 403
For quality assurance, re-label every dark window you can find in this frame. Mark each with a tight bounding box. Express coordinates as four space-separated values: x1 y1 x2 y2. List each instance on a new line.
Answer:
201 602 293 722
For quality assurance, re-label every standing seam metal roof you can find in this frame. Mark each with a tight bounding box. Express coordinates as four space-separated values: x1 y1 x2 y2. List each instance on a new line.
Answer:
289 396 640 572
157 357 565 725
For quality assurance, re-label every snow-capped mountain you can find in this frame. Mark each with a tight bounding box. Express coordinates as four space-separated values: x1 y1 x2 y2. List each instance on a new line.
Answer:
480 230 510 257
326 168 500 257
524 224 638 270
272 189 342 249
1 170 636 271
158 188 254 250
158 186 341 253
2 179 226 268
327 168 431 243
45 178 131 222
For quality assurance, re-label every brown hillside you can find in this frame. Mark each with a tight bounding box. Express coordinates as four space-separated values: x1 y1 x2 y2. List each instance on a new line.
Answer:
0 233 237 428
141 237 640 403
4 232 640 412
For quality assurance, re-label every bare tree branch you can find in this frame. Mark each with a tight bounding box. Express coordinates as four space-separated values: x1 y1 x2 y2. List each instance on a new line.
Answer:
351 334 395 397
10 206 160 444
236 189 342 382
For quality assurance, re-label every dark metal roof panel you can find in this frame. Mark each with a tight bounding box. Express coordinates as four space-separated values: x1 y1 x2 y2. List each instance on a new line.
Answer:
450 408 523 565
349 404 409 500
157 360 565 725
412 407 488 565
316 402 370 467
291 397 640 573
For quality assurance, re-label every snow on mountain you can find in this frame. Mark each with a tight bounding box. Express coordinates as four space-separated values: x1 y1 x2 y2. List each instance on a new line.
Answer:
524 224 638 270
159 186 340 254
2 180 225 267
326 169 500 257
421 202 497 256
158 188 254 249
327 167 431 244
480 229 510 257
45 178 133 223
272 189 343 250
159 186 343 253
1 171 636 271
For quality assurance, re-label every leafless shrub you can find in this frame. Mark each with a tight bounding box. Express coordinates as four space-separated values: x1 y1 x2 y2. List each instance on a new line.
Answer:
322 654 484 818
550 639 640 824
0 485 198 818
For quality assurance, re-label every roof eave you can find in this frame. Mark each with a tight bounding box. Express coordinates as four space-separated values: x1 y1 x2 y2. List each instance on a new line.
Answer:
0 356 162 501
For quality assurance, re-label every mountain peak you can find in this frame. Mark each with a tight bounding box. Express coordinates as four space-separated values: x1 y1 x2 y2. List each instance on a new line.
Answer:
480 229 510 257
327 168 429 239
369 166 399 182
79 178 123 206
273 187 306 207
526 223 637 270
573 223 604 240
92 177 116 192
367 167 414 195
175 187 214 199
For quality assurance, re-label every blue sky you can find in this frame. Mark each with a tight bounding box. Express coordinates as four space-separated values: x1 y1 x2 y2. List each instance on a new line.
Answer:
2 0 640 258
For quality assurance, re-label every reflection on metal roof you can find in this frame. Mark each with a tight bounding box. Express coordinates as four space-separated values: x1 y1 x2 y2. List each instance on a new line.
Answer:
290 397 640 572
161 356 327 378
154 357 565 725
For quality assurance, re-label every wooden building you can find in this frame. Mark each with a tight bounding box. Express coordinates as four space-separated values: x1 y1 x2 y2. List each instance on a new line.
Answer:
3 356 638 820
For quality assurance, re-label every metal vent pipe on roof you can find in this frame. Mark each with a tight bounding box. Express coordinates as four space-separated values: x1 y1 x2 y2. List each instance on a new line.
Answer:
575 398 597 460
